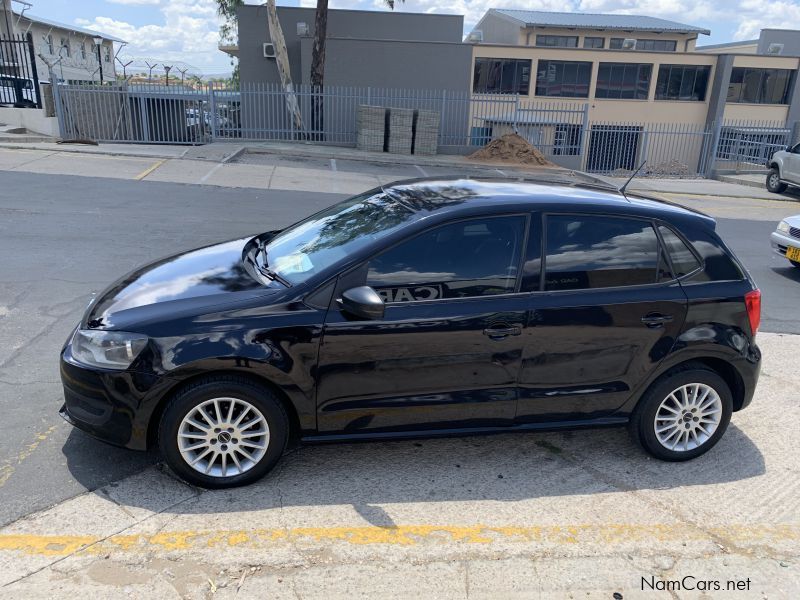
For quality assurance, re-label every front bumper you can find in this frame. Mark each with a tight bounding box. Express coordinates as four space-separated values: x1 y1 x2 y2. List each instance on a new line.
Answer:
60 344 162 450
770 230 800 259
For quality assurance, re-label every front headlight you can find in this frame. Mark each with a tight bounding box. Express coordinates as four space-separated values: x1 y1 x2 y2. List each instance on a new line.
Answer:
778 220 791 233
71 330 148 370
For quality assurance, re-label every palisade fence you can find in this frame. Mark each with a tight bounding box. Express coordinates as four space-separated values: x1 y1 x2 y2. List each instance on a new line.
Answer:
52 82 794 177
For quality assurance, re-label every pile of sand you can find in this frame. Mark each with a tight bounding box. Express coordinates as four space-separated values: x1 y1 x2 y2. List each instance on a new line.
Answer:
468 133 554 167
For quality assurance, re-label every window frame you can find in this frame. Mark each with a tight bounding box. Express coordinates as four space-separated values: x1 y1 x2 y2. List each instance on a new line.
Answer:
472 57 532 95
654 64 711 102
583 37 605 49
538 212 682 294
536 35 579 48
535 59 593 99
595 62 653 100
610 38 677 52
361 213 533 305
727 67 795 105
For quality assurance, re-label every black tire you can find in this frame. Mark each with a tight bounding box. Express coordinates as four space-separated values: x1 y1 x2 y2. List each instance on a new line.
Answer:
158 375 289 488
791 260 800 269
629 364 733 461
766 168 787 193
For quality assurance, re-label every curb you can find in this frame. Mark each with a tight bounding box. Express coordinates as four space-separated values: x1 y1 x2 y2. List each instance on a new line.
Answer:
0 141 188 160
715 174 765 189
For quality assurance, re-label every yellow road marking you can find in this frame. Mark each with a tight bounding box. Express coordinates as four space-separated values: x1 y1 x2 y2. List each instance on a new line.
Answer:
1 523 797 556
0 425 59 488
134 158 167 180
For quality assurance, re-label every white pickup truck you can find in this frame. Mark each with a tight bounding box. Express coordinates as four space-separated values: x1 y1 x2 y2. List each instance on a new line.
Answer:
766 143 800 193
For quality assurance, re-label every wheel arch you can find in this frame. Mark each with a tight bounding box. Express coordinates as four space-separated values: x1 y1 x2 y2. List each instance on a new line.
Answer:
629 356 747 415
145 369 304 450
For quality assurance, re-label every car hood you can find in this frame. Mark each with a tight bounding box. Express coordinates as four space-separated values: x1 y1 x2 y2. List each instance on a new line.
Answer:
783 214 800 228
86 237 270 328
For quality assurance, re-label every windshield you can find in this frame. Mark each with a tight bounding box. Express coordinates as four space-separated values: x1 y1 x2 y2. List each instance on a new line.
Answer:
262 191 416 285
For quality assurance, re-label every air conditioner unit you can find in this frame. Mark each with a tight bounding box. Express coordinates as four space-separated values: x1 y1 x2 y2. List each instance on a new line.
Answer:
767 43 784 55
467 30 483 43
297 22 309 37
621 38 636 50
263 42 276 59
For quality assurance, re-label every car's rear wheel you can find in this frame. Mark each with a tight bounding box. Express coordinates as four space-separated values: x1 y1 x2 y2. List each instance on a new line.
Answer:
791 260 800 268
630 366 732 461
766 168 787 193
158 375 288 488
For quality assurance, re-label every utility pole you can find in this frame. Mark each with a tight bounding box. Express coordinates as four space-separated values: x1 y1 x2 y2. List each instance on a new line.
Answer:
163 64 171 87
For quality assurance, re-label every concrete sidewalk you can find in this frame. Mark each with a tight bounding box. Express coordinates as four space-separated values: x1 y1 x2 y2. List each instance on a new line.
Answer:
1 140 798 204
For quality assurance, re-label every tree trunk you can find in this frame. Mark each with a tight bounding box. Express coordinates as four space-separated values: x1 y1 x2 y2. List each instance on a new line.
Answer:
310 0 328 141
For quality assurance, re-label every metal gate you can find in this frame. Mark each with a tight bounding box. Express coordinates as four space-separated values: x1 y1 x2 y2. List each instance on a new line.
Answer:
0 33 42 108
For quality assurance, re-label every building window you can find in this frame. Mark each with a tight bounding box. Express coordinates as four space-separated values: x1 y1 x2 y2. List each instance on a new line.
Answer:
596 63 652 99
727 68 794 104
583 37 605 49
473 58 532 94
45 35 53 54
535 60 592 98
104 46 111 62
536 35 579 48
60 37 70 57
80 43 87 60
610 38 677 52
654 65 711 101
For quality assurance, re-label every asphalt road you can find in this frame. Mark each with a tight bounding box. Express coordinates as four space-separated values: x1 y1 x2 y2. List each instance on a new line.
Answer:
0 170 796 528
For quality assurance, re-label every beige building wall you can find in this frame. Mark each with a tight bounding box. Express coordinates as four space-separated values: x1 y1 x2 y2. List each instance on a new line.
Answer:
471 45 717 126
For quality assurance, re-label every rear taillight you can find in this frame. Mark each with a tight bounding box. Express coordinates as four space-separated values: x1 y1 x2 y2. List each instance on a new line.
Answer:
745 289 761 336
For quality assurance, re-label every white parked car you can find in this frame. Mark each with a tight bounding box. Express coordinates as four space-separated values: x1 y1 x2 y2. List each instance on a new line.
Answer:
766 144 800 193
771 216 800 267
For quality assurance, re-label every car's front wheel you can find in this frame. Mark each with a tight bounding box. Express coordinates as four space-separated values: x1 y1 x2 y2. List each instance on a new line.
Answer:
630 365 732 461
158 375 289 488
766 168 788 193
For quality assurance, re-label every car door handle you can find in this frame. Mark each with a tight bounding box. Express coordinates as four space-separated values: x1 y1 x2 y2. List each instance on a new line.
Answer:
641 313 674 328
483 326 522 339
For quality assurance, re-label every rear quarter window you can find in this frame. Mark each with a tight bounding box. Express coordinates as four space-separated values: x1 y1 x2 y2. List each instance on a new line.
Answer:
669 223 745 282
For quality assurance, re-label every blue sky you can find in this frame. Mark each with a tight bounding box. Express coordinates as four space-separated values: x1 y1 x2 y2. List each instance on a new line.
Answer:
13 0 800 76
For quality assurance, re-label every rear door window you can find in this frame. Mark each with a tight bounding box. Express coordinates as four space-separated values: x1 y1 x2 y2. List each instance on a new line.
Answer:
544 214 662 290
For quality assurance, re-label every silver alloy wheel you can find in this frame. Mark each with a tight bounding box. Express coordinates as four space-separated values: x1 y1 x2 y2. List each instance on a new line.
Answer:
177 397 270 478
769 173 780 188
654 383 722 452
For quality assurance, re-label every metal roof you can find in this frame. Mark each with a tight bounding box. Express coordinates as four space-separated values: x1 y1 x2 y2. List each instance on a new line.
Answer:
696 39 758 51
493 9 710 35
14 12 126 43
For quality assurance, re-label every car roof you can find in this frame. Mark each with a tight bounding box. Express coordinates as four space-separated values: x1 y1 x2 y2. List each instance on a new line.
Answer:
382 177 714 227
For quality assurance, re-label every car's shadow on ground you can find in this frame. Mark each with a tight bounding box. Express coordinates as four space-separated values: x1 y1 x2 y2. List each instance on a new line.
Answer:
63 422 764 521
771 265 800 283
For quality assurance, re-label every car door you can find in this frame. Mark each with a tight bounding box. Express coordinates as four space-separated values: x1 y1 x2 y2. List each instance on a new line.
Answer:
315 214 530 434
784 143 800 184
516 213 688 423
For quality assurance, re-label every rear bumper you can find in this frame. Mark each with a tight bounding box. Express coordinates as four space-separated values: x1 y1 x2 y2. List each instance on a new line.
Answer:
60 345 162 450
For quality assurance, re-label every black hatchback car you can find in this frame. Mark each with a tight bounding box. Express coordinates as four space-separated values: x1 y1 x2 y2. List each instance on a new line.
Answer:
60 179 761 488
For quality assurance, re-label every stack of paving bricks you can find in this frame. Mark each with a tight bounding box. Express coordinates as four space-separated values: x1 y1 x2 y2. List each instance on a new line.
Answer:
388 107 414 154
412 109 440 156
356 105 386 152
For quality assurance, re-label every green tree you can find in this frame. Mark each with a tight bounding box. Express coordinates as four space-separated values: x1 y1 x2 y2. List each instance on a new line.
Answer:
216 0 244 84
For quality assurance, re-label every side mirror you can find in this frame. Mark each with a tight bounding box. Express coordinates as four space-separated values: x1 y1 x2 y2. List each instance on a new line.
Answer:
337 286 385 320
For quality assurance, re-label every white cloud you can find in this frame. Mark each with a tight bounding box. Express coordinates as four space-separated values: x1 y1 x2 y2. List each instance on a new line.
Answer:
76 0 225 74
106 0 162 6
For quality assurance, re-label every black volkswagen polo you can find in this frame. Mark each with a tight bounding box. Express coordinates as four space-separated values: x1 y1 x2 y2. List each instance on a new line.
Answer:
60 179 761 488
